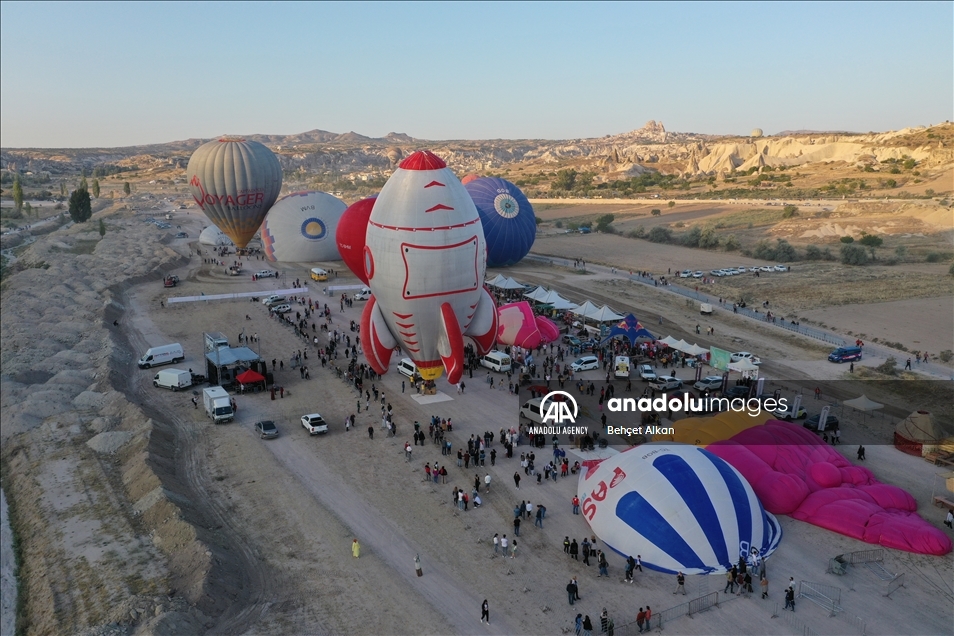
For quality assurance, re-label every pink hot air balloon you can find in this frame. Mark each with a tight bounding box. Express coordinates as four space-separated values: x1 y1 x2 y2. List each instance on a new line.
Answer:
496 301 561 349
708 421 952 555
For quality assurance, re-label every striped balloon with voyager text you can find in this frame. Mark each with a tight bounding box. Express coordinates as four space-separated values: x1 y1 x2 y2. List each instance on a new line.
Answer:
578 443 782 574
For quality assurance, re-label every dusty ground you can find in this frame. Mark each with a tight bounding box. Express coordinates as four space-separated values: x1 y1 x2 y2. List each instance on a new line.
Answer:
1 201 952 636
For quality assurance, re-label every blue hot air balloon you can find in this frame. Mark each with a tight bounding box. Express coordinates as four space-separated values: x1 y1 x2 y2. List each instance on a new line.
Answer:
464 177 535 267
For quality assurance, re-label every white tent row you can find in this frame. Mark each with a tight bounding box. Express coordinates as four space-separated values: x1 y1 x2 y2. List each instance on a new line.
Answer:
522 287 578 310
569 301 624 323
486 274 526 290
658 336 708 356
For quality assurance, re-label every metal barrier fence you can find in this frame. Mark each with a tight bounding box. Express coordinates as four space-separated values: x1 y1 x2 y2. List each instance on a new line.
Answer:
884 572 906 597
167 286 307 304
848 548 884 564
772 602 819 636
613 592 722 634
798 580 843 617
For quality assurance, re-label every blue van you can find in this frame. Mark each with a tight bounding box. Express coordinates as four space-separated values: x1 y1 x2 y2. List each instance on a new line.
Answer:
828 346 862 363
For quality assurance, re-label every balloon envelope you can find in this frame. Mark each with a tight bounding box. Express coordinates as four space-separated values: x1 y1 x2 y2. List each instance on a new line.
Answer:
261 191 346 262
186 138 283 248
464 177 535 267
336 196 376 284
198 226 233 246
580 444 782 574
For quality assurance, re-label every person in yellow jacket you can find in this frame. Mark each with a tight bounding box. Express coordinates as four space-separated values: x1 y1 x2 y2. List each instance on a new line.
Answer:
352 539 360 558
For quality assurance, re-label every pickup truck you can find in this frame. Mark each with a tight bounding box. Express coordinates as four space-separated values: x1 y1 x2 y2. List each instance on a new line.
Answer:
301 413 328 435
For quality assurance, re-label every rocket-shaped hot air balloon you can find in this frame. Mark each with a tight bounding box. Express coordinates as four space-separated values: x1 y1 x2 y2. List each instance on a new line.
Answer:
186 138 283 248
361 151 498 383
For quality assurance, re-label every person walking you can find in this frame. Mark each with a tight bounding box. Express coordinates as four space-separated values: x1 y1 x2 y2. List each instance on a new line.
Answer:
368 425 374 439
674 571 686 595
724 566 737 593
572 495 580 515
500 534 508 555
625 556 636 582
510 539 518 559
570 539 579 561
480 599 490 625
857 444 866 460
567 579 577 605
513 516 521 537
784 586 796 611
582 615 593 636
634 555 642 572
575 613 583 636
945 508 953 529
513 472 521 489
351 539 360 558
598 550 609 577
535 506 544 528
564 536 571 554
493 533 499 554
644 606 652 629
760 573 769 599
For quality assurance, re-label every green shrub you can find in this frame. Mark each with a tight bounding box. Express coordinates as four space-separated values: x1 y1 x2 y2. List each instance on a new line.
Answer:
647 226 672 243
805 245 822 260
782 204 799 218
723 235 739 251
651 209 661 216
555 220 563 228
926 252 943 263
840 236 854 244
859 233 883 248
841 243 870 265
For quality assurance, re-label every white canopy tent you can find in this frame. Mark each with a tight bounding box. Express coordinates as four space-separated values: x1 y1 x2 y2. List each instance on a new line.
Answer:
728 358 760 372
486 273 508 287
659 335 682 348
844 395 884 412
685 343 710 357
589 305 625 323
524 286 550 302
498 276 526 290
571 301 601 318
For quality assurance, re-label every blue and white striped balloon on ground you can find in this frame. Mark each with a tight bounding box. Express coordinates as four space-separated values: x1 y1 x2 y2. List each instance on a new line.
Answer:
262 191 347 263
464 177 535 267
578 444 782 574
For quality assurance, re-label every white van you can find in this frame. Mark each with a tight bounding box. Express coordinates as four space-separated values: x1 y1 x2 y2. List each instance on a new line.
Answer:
261 294 285 306
519 398 545 424
480 351 512 373
614 355 631 379
153 368 192 391
138 343 184 369
396 358 419 378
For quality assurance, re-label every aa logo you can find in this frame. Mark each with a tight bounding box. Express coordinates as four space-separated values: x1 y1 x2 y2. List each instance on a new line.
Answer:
540 391 578 425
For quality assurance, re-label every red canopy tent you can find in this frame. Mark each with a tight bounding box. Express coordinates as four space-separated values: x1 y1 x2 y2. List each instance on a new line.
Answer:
236 369 266 392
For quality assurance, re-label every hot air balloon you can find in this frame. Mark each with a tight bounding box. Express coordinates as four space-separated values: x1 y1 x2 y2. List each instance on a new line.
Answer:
261 191 347 262
360 151 498 383
198 225 233 247
464 177 536 267
336 196 376 285
497 301 560 349
461 173 480 185
580 444 782 574
186 138 283 248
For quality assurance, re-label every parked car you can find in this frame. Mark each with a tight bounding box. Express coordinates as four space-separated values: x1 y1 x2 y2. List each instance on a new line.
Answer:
760 266 773 272
353 288 372 301
693 376 724 391
637 364 658 381
649 376 683 391
774 405 807 421
730 352 761 365
723 385 751 399
301 413 328 435
270 304 292 314
254 420 279 439
692 271 704 278
679 270 693 278
774 265 788 272
804 414 839 432
175 231 188 238
256 270 276 278
562 335 582 347
710 270 724 277
570 356 600 372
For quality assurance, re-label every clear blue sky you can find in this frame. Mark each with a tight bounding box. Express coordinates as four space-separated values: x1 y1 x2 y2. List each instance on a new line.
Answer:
1 1 951 147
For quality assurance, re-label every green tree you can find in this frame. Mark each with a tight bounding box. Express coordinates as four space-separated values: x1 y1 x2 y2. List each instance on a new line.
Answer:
60 182 66 196
723 235 739 251
895 245 907 258
12 174 23 213
553 169 577 191
782 204 799 218
91 178 100 198
699 227 720 249
840 236 854 244
840 243 869 265
80 176 88 191
68 188 92 223
650 209 661 216
902 158 916 170
647 226 672 243
682 226 702 247
774 239 798 262
667 200 675 209
858 233 883 248
123 181 131 196
595 213 615 232
24 202 33 218
99 218 106 237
